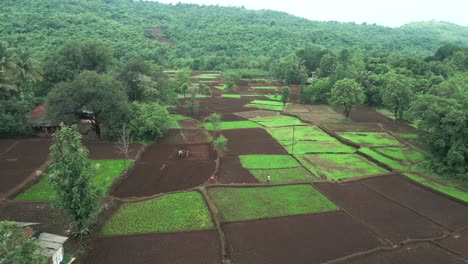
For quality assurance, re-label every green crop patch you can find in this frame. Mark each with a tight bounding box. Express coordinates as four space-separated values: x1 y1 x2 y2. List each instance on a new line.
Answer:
360 148 408 171
403 173 468 203
245 103 284 111
207 185 338 222
168 114 191 128
249 167 317 183
215 84 231 90
250 115 303 127
102 191 214 235
298 153 388 180
221 94 241 98
396 133 419 139
267 126 332 142
196 73 221 79
250 86 278 90
239 154 301 169
337 132 402 147
250 100 283 106
16 160 132 201
177 94 209 99
284 141 356 154
373 146 425 163
203 121 261 130
264 94 282 101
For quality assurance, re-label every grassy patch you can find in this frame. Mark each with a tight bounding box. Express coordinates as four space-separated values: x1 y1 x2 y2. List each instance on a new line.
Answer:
207 185 338 222
245 103 284 111
102 192 214 235
177 94 209 99
250 115 303 127
168 114 191 128
250 86 278 90
285 141 355 154
404 173 468 203
202 121 261 130
214 84 229 90
359 148 408 171
373 146 425 163
337 132 402 147
298 153 388 180
396 133 419 139
250 167 317 183
239 154 300 169
250 100 283 106
263 94 282 101
16 160 132 201
221 94 241 98
377 108 395 120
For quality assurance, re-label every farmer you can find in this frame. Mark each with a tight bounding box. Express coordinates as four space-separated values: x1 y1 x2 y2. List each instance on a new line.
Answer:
178 150 184 159
267 175 271 183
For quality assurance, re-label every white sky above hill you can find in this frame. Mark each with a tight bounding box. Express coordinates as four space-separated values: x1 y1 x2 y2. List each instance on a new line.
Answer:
153 0 468 27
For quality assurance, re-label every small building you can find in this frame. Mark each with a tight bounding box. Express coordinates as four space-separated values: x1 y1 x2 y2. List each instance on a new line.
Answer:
28 104 60 137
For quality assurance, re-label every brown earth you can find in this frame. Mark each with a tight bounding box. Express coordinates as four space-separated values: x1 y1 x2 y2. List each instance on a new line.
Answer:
223 128 288 156
338 242 468 264
83 230 221 264
0 201 69 235
83 141 143 160
234 109 278 119
159 129 211 144
176 98 254 120
0 139 51 195
223 211 384 264
349 107 417 133
218 156 258 184
321 122 384 132
437 228 468 259
315 181 448 244
361 174 468 230
111 143 216 198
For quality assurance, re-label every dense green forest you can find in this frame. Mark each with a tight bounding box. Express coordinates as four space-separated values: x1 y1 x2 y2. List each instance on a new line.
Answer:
0 0 467 179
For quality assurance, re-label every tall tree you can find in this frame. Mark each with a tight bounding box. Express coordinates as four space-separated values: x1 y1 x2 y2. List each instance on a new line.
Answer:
381 72 413 120
330 78 365 117
0 221 46 264
48 125 101 235
15 50 43 96
0 42 18 97
281 86 290 107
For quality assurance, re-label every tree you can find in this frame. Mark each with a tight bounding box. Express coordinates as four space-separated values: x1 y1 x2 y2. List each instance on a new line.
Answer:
79 40 112 73
174 68 191 88
180 83 189 98
381 72 413 120
0 221 47 264
0 99 31 137
0 42 18 97
281 86 290 107
128 102 171 141
15 50 43 97
115 125 132 172
300 77 332 104
185 87 200 117
207 113 222 135
281 55 308 85
330 79 365 117
213 136 228 157
46 71 130 138
48 124 101 236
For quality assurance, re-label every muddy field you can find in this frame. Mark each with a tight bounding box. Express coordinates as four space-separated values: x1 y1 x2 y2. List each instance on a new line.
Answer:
218 156 258 184
158 129 212 144
83 230 221 264
176 98 254 120
437 228 468 259
0 139 51 195
315 181 449 243
83 141 143 160
349 107 417 133
111 143 216 198
361 174 468 230
223 128 288 156
223 211 383 264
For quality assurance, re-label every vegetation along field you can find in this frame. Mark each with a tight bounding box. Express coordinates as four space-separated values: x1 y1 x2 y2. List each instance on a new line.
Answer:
0 0 467 263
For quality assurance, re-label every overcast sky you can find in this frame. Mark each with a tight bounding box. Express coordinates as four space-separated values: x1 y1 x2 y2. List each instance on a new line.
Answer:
154 0 468 27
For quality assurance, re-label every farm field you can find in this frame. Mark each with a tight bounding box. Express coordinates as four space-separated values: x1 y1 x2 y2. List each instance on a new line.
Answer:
1 76 467 264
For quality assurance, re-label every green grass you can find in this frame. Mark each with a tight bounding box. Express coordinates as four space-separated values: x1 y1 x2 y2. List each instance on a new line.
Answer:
403 173 468 203
202 121 261 130
250 100 283 106
396 133 419 139
245 103 284 111
196 73 221 79
239 154 301 169
337 132 402 147
177 94 210 99
249 167 317 183
250 86 278 90
221 93 240 98
215 84 229 90
168 114 191 129
373 146 425 163
250 115 303 127
207 185 338 222
359 148 408 171
298 153 388 180
266 126 333 142
263 94 282 101
16 160 132 201
284 141 356 154
377 108 395 120
102 191 214 235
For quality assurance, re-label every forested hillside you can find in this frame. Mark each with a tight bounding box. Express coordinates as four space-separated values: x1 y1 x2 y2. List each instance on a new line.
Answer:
1 0 468 69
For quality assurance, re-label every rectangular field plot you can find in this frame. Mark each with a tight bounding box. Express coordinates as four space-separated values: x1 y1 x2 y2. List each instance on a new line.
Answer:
207 185 338 222
223 211 383 264
245 100 284 111
359 148 409 171
404 173 468 203
83 230 221 264
438 228 468 259
249 167 317 183
373 146 425 163
223 128 288 155
337 132 402 147
249 86 279 90
202 120 261 130
102 192 214 235
299 153 388 180
316 182 447 243
239 154 300 169
249 114 303 127
16 160 131 201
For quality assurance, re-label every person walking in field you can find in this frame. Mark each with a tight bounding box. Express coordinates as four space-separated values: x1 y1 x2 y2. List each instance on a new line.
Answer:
178 150 184 159
267 174 271 183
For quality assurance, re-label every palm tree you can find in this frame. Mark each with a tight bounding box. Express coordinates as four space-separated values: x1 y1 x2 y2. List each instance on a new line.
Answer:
15 50 43 97
0 42 18 98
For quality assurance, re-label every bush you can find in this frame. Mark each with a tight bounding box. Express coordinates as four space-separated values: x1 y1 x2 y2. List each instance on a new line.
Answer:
0 99 31 137
128 102 171 142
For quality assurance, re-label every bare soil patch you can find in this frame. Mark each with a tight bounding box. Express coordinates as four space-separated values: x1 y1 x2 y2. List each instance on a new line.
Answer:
223 128 288 156
178 119 200 129
349 107 417 133
438 228 468 259
176 98 253 121
322 122 384 132
223 211 383 264
361 174 468 230
315 181 448 244
0 139 51 195
234 109 278 119
339 242 467 264
83 230 221 264
218 156 258 184
83 141 143 160
111 143 216 198
159 129 211 144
